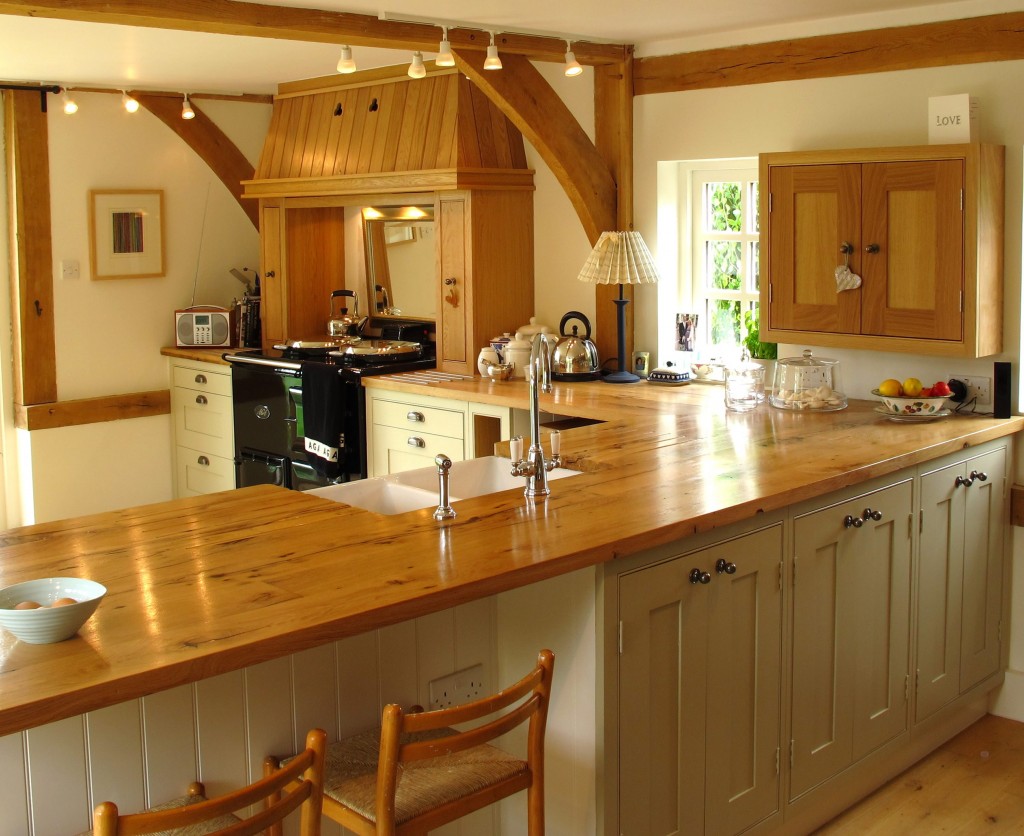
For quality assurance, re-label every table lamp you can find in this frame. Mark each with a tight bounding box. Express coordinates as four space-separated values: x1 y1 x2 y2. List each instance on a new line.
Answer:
577 230 660 383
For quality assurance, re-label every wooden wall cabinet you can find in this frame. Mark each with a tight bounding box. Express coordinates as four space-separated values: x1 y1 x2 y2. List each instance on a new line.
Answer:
258 201 346 350
916 444 1006 722
760 144 1004 357
436 190 535 376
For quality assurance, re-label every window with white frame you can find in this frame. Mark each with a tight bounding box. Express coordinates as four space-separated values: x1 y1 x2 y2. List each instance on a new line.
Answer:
688 164 759 355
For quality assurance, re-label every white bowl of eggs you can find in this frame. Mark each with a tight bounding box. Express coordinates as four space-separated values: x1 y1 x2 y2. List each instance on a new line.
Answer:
0 577 106 644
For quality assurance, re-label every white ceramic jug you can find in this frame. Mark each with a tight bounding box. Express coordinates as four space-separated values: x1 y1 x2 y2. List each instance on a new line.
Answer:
503 333 534 379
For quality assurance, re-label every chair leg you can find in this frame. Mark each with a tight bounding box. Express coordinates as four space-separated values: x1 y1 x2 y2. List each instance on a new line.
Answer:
527 779 545 836
264 755 284 836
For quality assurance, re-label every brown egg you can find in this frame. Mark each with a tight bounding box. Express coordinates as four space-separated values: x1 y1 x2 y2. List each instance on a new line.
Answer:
52 597 78 607
13 600 42 610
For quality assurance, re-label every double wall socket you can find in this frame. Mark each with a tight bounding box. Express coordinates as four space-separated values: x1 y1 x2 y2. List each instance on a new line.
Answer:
428 663 485 710
949 375 991 405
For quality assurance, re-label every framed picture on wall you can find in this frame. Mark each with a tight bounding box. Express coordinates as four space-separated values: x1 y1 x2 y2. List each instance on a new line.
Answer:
88 189 165 279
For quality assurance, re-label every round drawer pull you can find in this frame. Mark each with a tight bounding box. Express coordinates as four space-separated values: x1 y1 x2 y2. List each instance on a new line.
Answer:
197 455 210 466
195 395 208 405
194 374 207 384
407 437 426 448
407 411 425 423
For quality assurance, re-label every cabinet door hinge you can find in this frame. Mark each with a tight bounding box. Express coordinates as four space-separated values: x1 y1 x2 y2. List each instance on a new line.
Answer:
910 513 915 538
618 621 624 655
789 739 795 768
775 747 780 775
905 673 910 702
769 193 773 213
959 290 964 313
778 561 783 591
792 559 797 587
960 188 964 211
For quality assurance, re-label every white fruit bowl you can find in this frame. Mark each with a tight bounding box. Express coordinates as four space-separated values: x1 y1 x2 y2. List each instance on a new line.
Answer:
872 390 948 416
0 577 106 644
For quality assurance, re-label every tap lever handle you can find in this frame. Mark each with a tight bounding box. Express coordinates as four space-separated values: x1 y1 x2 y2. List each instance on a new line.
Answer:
510 436 524 462
549 430 561 456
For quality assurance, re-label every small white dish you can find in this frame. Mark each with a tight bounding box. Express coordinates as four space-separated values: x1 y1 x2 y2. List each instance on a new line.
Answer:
874 406 951 423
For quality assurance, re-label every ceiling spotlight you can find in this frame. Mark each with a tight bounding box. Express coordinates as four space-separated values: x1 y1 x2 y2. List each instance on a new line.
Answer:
181 94 195 120
484 32 502 70
337 45 357 74
61 88 78 115
408 51 426 79
436 26 455 67
122 91 140 113
564 41 583 77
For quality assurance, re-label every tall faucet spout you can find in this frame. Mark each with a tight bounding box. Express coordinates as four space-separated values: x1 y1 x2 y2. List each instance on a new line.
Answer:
526 334 551 499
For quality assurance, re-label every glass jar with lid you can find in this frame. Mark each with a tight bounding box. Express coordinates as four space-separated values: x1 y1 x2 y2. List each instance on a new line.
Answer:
769 349 847 411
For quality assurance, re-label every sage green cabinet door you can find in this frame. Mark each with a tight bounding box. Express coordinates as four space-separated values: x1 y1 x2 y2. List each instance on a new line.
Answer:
617 524 783 836
917 445 1005 720
790 479 912 800
959 447 1006 692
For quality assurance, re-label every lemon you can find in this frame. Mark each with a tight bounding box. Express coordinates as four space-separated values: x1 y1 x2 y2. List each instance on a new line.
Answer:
878 379 902 397
902 377 923 397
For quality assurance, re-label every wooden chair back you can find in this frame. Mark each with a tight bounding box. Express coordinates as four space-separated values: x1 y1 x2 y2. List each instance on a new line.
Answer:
93 727 327 836
375 648 555 832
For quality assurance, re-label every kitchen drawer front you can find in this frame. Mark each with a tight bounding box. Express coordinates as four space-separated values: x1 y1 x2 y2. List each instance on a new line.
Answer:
173 390 234 459
172 363 233 397
175 446 235 496
371 424 465 475
372 398 465 439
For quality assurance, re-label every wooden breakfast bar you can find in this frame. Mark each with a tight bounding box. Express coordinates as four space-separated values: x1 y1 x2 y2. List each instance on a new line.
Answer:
1 377 1022 834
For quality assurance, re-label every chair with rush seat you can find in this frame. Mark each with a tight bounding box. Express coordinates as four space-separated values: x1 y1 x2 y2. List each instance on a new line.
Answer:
91 727 327 836
289 648 554 835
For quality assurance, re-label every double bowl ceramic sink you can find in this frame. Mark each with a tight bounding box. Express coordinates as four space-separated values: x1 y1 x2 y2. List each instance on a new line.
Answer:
306 455 580 514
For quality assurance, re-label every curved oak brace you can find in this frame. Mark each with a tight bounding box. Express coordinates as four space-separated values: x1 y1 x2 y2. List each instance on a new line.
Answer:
132 92 258 229
454 50 617 246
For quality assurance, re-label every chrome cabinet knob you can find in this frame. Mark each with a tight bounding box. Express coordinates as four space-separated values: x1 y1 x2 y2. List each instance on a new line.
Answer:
407 437 426 448
194 374 207 384
844 514 864 528
970 470 988 483
689 568 711 585
195 395 207 405
863 508 882 521
715 558 737 575
865 244 880 253
407 411 425 423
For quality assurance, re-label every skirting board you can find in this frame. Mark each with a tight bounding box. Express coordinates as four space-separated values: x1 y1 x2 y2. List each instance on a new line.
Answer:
990 668 1024 721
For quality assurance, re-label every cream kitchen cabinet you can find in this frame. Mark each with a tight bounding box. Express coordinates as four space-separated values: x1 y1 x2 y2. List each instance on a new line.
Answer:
366 389 511 476
760 143 1004 357
789 476 913 800
170 358 235 497
436 190 534 376
607 517 784 835
916 441 1007 722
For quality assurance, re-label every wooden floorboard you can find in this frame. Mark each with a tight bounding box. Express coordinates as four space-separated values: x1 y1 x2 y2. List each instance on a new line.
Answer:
816 714 1024 834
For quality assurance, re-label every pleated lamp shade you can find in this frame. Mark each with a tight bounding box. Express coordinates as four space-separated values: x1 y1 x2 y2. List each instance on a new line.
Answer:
577 231 660 286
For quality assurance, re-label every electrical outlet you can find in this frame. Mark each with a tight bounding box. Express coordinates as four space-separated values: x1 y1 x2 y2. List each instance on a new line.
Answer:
428 663 485 710
949 375 991 405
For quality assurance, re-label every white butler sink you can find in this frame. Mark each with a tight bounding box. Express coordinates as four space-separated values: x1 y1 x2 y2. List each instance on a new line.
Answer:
306 456 580 514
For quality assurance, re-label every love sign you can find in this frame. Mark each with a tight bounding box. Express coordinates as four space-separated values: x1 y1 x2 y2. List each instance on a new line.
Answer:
928 94 978 143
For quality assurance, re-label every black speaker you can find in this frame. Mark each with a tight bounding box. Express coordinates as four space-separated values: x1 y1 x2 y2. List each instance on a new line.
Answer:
993 361 1011 419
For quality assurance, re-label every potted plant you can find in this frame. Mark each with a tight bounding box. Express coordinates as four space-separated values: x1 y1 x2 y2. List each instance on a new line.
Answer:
742 309 777 381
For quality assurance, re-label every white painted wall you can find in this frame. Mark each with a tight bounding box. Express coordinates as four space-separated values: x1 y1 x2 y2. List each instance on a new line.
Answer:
3 92 268 525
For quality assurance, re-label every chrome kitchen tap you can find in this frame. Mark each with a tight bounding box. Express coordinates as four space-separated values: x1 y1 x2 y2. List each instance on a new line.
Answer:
510 334 561 500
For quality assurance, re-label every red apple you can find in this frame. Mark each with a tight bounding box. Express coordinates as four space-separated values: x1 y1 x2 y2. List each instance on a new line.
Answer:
919 387 934 397
931 381 952 397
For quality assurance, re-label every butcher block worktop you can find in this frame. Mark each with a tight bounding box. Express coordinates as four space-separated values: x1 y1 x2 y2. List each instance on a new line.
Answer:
0 377 1020 737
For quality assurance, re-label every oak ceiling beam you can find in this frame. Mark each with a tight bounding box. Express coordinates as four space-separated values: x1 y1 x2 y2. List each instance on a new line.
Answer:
455 50 617 245
635 11 1024 94
0 0 628 66
132 91 259 228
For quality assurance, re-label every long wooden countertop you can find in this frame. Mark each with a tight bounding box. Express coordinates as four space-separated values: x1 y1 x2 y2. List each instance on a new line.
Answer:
1 377 1020 737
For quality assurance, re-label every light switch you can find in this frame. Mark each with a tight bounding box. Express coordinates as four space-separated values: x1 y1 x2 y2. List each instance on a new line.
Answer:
61 259 80 280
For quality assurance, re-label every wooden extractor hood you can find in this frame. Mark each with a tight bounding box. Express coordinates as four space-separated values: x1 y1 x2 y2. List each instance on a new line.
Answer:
242 66 534 199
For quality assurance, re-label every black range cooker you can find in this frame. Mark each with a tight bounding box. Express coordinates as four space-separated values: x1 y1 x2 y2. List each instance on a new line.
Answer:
225 335 436 490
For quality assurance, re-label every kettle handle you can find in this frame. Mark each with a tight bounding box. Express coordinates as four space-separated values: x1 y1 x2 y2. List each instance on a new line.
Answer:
559 310 591 339
331 289 358 316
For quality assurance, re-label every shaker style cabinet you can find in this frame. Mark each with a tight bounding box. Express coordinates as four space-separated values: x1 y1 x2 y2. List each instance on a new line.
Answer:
789 477 913 800
170 358 235 497
916 442 1007 722
760 144 1004 357
436 190 535 376
612 520 784 835
366 389 511 476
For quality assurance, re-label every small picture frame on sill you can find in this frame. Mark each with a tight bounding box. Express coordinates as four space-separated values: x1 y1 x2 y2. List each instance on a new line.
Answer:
88 189 165 279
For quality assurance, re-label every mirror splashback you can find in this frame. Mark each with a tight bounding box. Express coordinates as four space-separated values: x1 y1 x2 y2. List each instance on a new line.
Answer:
362 205 436 322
